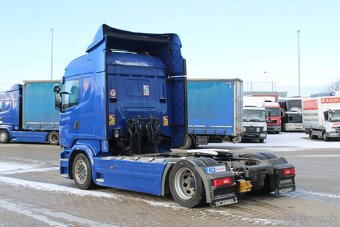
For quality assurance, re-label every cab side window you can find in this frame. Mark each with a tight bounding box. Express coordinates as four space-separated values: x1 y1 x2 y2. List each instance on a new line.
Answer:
62 80 79 109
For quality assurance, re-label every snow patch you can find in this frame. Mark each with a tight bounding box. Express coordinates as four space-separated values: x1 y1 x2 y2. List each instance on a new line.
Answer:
0 162 38 173
0 176 120 200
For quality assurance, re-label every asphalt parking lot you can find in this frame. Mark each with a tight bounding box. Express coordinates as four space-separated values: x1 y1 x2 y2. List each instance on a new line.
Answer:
0 132 339 226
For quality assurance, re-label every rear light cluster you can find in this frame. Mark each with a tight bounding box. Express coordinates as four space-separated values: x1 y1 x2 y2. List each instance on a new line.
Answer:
283 168 295 176
212 177 232 187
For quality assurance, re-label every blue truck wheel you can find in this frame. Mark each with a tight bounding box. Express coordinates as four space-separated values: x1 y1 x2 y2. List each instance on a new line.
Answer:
72 153 95 190
169 160 205 208
0 130 10 143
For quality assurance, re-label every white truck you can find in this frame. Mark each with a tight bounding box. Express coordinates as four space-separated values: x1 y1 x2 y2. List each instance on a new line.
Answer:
302 96 340 141
242 96 267 143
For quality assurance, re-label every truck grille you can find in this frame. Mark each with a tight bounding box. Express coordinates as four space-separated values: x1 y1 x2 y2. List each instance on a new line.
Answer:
245 126 263 133
266 119 277 123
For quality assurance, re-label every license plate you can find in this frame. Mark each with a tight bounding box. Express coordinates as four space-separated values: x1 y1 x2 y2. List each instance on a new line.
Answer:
279 187 294 194
212 196 237 207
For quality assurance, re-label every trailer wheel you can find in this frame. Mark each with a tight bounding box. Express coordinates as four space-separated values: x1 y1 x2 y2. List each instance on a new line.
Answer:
0 130 10 143
47 131 59 145
72 153 95 190
169 160 205 208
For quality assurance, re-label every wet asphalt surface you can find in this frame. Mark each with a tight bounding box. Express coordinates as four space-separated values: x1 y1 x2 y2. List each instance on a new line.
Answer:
0 132 339 226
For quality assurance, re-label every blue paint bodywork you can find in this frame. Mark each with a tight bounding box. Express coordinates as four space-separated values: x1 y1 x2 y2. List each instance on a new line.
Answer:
59 24 187 195
187 79 243 139
0 81 59 143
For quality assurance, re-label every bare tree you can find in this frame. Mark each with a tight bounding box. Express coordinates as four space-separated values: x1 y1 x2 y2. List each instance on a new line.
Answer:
328 79 340 91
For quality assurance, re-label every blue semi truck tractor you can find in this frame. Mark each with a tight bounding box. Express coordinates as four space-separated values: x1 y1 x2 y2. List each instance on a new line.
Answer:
0 80 60 144
183 79 243 149
54 24 296 208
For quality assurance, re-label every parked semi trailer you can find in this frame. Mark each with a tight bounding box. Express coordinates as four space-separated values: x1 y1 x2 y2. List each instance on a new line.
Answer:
183 79 243 149
0 80 59 144
303 96 340 141
54 24 296 208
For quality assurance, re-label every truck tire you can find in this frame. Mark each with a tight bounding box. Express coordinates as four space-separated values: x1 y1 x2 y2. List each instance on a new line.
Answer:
323 132 329 141
259 152 277 160
169 160 205 208
309 130 317 139
47 131 59 145
259 139 264 143
181 134 194 149
72 153 95 190
0 130 10 143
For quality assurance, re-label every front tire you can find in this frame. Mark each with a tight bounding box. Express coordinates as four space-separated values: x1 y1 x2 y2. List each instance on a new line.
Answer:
0 130 10 143
47 131 59 145
169 160 205 208
323 132 329 141
72 153 95 190
181 134 195 149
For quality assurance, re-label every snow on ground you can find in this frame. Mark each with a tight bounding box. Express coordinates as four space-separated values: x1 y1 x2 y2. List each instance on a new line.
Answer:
0 162 38 173
205 132 340 150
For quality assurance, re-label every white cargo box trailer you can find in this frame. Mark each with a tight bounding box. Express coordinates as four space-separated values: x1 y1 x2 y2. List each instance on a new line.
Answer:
302 96 340 140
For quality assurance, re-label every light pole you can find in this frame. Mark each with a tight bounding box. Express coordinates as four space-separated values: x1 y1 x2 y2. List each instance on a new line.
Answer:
297 30 301 97
50 28 54 80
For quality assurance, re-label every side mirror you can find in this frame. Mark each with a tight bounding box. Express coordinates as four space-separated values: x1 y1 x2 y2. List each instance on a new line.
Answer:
182 58 187 75
54 84 61 93
55 93 62 111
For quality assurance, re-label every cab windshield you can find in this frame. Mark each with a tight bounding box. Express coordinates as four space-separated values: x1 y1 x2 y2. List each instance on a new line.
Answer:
243 109 266 122
330 110 340 122
266 108 280 117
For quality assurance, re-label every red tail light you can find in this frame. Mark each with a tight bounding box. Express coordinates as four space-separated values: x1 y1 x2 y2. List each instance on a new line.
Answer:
213 177 232 187
283 168 295 176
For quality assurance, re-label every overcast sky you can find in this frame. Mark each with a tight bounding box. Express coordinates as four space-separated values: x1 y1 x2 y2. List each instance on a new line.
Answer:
1 0 339 96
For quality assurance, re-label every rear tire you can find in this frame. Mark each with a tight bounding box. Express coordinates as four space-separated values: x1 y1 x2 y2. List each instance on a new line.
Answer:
0 130 10 143
47 131 59 145
169 160 205 208
72 153 95 190
309 130 317 139
259 152 277 160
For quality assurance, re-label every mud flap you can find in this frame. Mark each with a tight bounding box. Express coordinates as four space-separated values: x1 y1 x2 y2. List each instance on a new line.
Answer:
273 166 296 195
211 186 238 207
199 165 238 207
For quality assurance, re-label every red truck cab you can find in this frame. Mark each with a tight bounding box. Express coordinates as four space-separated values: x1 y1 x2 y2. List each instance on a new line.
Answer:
264 101 282 133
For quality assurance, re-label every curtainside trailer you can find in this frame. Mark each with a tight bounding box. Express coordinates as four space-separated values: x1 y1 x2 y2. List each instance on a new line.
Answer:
183 79 243 149
0 80 60 144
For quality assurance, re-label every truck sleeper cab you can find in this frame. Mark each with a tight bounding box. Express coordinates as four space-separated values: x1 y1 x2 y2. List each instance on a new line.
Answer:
56 25 295 208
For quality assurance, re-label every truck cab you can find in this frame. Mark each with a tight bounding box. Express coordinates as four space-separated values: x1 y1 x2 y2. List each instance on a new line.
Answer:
242 106 267 142
0 85 21 143
54 25 296 208
322 109 340 139
264 101 282 133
